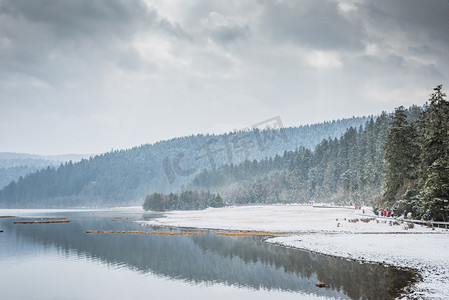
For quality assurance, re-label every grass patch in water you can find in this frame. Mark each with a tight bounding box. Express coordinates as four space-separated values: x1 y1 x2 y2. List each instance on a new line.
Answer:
216 231 293 237
86 230 205 236
14 218 71 224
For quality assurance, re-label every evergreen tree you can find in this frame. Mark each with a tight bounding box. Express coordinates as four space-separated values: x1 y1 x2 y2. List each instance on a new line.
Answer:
383 106 419 205
419 85 449 220
421 158 449 221
420 85 449 170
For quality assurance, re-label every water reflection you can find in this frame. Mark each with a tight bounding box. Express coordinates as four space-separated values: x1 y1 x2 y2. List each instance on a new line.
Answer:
0 211 415 300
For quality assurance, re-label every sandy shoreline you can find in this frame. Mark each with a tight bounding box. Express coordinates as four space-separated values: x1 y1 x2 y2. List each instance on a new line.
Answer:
139 204 449 299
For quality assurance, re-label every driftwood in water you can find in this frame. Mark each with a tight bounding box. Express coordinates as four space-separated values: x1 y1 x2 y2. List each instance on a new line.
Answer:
14 218 71 224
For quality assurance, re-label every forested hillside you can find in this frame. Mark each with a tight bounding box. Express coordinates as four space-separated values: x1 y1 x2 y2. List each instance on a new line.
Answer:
190 106 424 206
190 114 390 205
0 117 369 208
188 86 449 222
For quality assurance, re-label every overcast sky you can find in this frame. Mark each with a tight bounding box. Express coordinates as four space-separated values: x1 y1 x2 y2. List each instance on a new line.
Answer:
1 0 448 155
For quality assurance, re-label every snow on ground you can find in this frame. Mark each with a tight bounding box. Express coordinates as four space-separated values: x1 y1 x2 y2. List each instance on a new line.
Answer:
269 234 449 299
139 204 446 233
139 204 449 299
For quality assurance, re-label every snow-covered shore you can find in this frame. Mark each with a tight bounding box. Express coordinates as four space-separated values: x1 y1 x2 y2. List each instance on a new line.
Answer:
268 234 448 299
139 204 449 299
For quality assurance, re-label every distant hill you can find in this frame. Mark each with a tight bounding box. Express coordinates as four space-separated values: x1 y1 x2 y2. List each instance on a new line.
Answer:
0 116 372 208
0 153 91 189
0 152 90 166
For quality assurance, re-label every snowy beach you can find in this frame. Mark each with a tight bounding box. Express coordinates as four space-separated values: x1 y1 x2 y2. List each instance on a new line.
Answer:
139 204 449 299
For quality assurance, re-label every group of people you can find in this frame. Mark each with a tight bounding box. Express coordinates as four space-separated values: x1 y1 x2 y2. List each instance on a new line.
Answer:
377 209 433 221
378 209 416 219
377 209 416 219
378 209 392 217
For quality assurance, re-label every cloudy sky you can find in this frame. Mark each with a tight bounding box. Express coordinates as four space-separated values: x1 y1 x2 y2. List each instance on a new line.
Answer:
1 0 448 155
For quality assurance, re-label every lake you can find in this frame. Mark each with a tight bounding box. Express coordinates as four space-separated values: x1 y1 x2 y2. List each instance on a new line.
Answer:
0 208 415 300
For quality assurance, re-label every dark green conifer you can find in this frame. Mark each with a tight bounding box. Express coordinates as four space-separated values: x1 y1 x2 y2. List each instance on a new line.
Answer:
420 85 449 220
383 106 419 205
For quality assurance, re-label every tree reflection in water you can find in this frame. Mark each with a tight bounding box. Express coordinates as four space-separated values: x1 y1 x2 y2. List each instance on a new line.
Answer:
1 212 416 300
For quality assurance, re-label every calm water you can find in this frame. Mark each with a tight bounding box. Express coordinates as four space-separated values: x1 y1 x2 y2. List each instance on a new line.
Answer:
0 209 415 300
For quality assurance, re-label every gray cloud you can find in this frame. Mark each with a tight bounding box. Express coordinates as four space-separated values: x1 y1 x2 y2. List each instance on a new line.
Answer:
360 0 449 46
357 0 449 66
258 0 366 50
0 0 185 87
0 0 448 154
0 0 156 39
209 23 249 45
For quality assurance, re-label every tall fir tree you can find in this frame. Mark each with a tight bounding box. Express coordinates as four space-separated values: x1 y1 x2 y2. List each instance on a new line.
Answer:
383 106 419 205
420 85 449 169
420 85 449 221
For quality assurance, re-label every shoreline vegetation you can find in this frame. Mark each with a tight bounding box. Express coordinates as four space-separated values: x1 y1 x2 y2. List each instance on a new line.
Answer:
143 190 224 212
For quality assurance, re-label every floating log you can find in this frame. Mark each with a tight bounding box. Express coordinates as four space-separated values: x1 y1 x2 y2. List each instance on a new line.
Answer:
85 230 204 236
0 230 3 233
14 218 71 224
0 216 16 218
216 231 292 237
